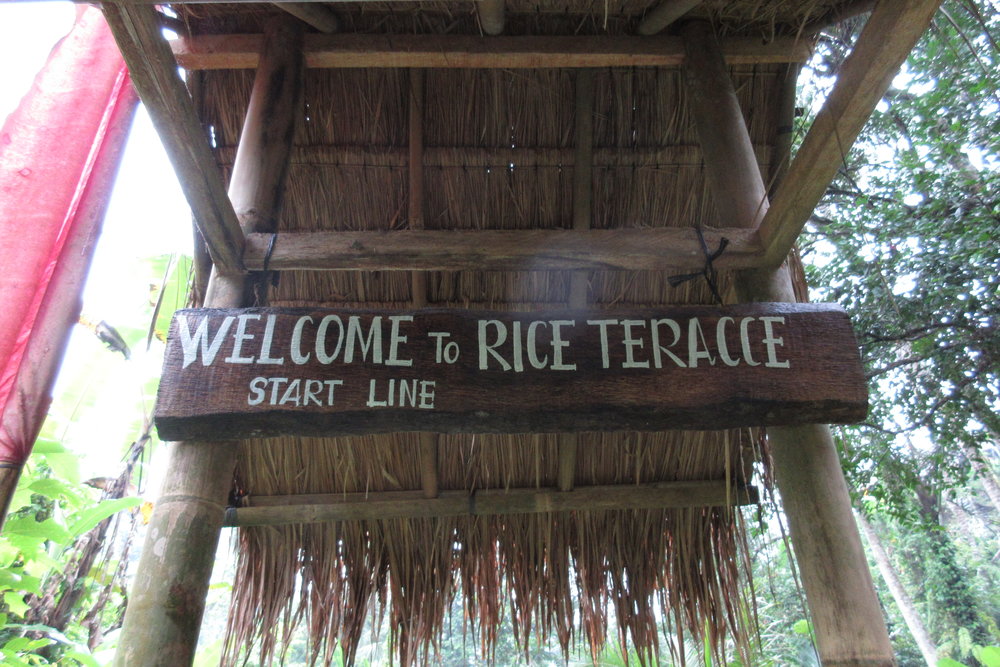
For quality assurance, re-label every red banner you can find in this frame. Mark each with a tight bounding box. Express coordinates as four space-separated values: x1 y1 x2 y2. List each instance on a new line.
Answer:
0 7 138 463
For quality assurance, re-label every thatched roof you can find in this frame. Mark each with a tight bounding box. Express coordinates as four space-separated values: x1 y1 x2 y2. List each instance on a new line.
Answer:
165 0 847 663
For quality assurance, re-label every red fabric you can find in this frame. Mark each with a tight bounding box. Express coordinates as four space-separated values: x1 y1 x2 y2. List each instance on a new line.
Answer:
0 7 136 463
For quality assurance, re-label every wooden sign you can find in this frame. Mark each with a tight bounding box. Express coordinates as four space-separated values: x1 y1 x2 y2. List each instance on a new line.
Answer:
154 303 867 440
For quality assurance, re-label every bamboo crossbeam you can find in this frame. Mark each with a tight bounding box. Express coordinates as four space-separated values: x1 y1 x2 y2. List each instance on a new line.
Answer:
171 34 811 70
227 482 759 526
242 228 763 273
103 3 245 274
757 0 943 267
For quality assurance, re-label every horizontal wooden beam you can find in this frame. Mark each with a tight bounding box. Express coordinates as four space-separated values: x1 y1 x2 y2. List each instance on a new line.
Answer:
226 481 759 526
757 0 942 267
102 3 246 274
242 228 764 273
172 33 811 70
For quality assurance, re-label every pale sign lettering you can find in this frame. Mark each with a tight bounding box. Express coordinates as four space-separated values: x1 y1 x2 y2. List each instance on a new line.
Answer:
154 303 868 440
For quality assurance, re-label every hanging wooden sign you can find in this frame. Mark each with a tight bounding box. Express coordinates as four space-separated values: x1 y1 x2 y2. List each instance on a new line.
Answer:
154 303 867 440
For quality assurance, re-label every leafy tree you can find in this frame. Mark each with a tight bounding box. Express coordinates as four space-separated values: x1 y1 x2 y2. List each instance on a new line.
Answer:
800 0 1000 661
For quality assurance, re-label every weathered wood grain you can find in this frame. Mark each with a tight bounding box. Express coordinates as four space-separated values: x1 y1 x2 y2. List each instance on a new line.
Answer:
155 303 867 440
241 228 764 273
171 34 812 70
226 482 760 526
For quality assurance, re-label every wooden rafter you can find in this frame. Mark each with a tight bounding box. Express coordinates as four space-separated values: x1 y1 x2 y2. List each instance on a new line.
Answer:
241 228 763 273
102 3 245 274
758 0 943 267
172 33 811 70
226 482 760 527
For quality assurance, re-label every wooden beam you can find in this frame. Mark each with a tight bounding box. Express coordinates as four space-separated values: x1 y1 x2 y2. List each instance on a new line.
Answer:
102 3 245 274
226 482 760 526
171 34 811 70
637 0 702 36
114 18 305 667
242 228 764 273
476 0 505 35
276 3 340 33
757 0 943 267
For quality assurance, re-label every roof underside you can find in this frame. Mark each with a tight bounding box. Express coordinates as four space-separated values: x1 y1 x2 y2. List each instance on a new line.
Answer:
156 1 853 664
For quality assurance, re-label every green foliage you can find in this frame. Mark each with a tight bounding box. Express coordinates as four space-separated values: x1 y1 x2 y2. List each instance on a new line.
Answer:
800 1 1000 659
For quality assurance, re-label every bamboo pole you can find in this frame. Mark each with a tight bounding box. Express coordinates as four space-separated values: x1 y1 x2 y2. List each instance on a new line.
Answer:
637 0 702 36
476 0 505 36
113 18 304 667
228 482 759 526
277 3 340 33
558 69 595 492
682 20 895 666
406 68 439 500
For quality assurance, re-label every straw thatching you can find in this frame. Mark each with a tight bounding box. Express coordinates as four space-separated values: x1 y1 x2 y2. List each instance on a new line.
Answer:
173 0 841 663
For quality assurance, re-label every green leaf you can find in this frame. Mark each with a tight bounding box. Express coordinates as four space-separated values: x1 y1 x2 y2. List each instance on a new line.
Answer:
28 477 74 500
792 619 813 636
31 438 66 455
976 647 1000 667
42 452 80 485
67 496 141 537
64 649 102 667
3 514 71 545
937 659 968 667
4 591 29 617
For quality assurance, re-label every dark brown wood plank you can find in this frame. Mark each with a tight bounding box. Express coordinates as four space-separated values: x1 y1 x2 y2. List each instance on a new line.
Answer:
171 34 812 70
154 303 867 440
757 0 943 266
102 3 245 274
241 228 764 273
226 482 760 526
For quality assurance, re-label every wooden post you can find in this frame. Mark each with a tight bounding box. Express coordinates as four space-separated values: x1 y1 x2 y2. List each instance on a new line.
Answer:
407 68 440 499
113 17 304 666
682 21 895 666
558 68 595 492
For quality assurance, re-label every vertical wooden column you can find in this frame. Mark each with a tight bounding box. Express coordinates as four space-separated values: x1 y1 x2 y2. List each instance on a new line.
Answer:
557 69 595 492
114 18 304 667
408 69 439 499
682 21 895 667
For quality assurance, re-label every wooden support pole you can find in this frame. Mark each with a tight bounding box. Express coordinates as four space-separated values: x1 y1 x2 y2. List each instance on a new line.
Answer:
638 0 702 36
682 20 895 666
241 228 763 273
102 3 245 275
757 0 943 267
227 482 759 527
558 69 595 492
277 2 340 33
113 18 304 667
406 68 440 500
476 0 505 36
172 33 811 70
